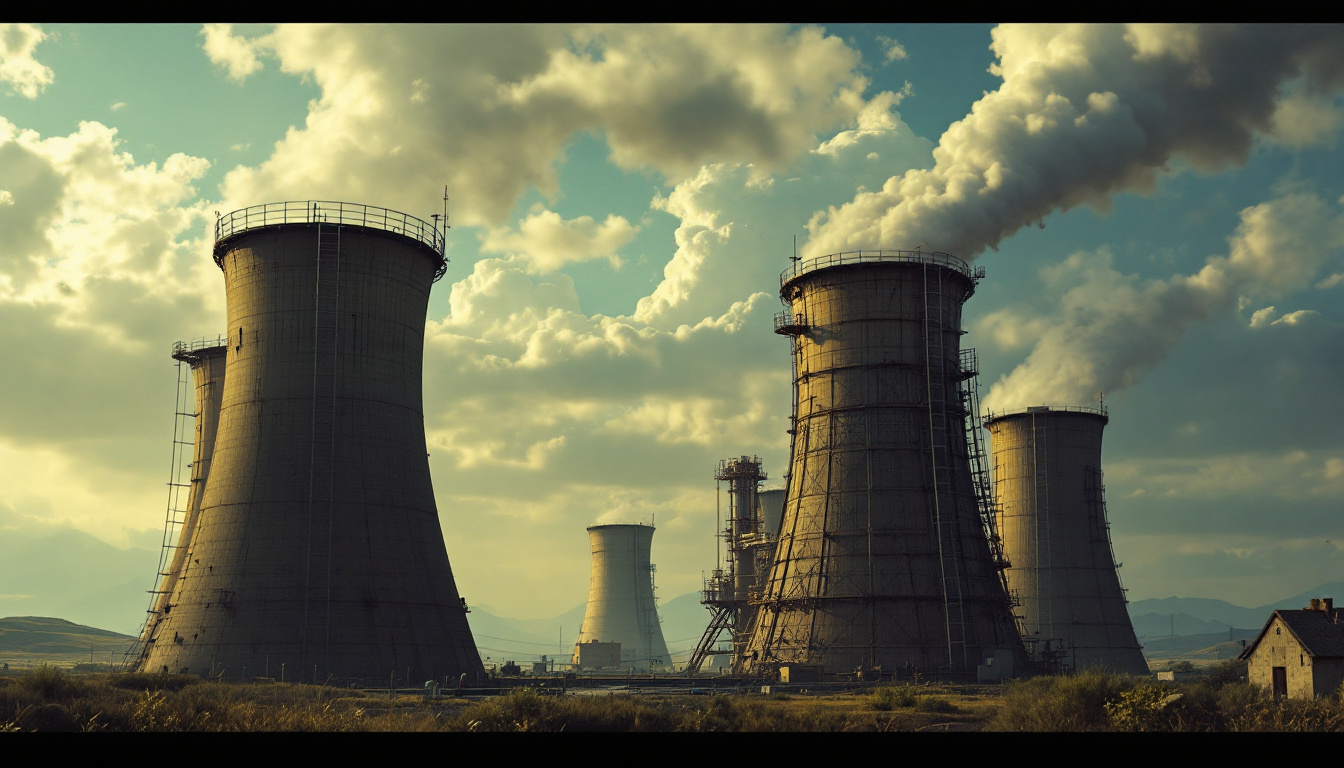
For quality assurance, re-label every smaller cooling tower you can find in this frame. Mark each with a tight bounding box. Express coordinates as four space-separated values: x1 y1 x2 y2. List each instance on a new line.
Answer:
572 524 671 672
135 341 227 661
756 489 786 541
985 406 1148 675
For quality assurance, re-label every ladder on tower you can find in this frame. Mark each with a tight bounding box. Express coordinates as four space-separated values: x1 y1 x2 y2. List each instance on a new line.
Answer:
304 219 340 677
1032 411 1052 634
125 356 198 670
923 263 968 671
959 349 1024 639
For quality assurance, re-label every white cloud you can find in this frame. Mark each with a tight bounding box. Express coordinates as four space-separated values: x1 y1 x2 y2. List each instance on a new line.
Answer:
804 24 1344 260
1271 309 1320 327
218 24 871 228
1249 305 1278 328
480 209 638 274
0 24 54 99
200 23 263 82
1107 449 1344 502
984 192 1344 411
876 35 907 63
1267 85 1344 148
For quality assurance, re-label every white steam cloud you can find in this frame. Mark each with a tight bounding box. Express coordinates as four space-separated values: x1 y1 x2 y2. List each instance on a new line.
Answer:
804 24 1344 260
982 192 1344 412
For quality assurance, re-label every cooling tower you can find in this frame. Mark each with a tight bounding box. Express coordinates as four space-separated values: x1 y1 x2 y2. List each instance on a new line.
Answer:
136 341 227 660
137 201 482 684
572 524 671 671
985 406 1148 675
757 489 785 540
746 251 1025 678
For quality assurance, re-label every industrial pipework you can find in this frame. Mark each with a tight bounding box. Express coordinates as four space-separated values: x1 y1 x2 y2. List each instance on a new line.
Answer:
689 457 775 674
985 406 1148 675
572 523 671 672
136 201 482 684
745 250 1025 679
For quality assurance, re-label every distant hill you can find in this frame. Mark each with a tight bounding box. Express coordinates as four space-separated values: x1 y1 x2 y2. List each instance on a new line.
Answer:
0 528 157 637
1128 581 1344 637
0 616 134 657
1139 629 1259 661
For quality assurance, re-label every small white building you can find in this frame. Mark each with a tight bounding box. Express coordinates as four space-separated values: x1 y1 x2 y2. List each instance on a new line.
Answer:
1239 598 1344 699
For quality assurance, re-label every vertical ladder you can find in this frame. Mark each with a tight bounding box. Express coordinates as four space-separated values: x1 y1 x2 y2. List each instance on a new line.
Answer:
304 221 340 678
1087 467 1128 599
1032 412 1051 635
127 357 197 670
924 263 967 670
960 351 1014 591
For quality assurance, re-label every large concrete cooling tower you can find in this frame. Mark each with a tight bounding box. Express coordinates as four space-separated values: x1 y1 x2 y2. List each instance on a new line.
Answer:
745 250 1025 678
572 524 671 671
134 340 227 663
137 201 482 684
985 406 1148 675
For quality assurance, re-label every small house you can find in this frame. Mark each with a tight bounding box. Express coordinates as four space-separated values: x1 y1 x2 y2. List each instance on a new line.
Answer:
1239 598 1344 699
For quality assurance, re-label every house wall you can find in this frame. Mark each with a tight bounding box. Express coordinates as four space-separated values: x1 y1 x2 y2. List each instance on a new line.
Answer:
1311 658 1344 699
1248 617 1323 699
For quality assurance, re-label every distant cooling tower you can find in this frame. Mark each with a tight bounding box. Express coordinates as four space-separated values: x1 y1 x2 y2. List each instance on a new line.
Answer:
135 341 227 656
985 406 1148 675
137 201 482 683
746 251 1025 677
756 489 785 540
572 524 671 671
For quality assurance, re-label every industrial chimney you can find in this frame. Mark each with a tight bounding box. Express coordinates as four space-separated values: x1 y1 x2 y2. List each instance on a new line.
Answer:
136 201 482 684
133 340 227 664
572 524 671 672
745 250 1025 678
984 406 1148 675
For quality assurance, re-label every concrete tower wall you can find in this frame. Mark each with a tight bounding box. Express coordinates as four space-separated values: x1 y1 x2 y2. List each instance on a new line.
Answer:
746 253 1024 676
139 209 482 683
987 408 1148 675
573 524 671 671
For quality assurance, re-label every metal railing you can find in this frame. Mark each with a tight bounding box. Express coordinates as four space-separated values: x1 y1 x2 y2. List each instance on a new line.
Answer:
172 336 229 358
780 249 981 287
213 201 448 281
983 404 1109 422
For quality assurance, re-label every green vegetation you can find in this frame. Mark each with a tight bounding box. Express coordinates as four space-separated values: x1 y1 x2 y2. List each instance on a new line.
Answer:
4 660 1343 731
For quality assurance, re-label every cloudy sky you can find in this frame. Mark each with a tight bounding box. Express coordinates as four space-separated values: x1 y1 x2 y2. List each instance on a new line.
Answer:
2 24 1342 630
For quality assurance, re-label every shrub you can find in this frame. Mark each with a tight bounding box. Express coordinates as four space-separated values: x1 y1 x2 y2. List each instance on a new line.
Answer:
871 685 917 711
17 665 90 701
987 670 1134 731
1105 684 1174 731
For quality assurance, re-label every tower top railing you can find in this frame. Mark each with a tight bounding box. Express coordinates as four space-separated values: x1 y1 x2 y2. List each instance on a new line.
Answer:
213 201 449 281
171 335 229 362
983 404 1109 423
780 249 981 288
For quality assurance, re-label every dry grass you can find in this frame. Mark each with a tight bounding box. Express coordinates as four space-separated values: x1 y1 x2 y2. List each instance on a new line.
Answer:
4 661 1342 731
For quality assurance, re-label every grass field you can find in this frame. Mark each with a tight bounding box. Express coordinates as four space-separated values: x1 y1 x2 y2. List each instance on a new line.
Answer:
4 661 1343 731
